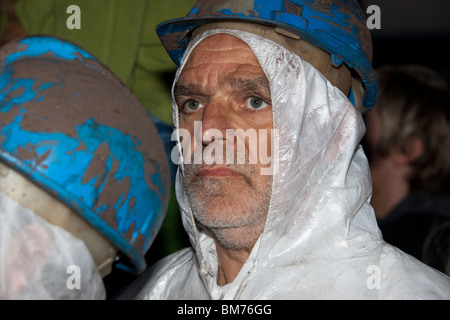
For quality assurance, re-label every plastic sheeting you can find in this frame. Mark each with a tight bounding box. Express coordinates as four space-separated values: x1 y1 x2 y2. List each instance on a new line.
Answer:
0 190 105 299
121 29 450 300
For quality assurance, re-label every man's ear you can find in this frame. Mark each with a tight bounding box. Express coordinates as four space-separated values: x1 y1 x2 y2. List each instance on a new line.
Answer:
392 138 424 165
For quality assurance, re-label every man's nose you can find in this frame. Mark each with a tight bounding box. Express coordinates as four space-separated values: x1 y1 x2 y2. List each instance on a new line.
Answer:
199 98 230 146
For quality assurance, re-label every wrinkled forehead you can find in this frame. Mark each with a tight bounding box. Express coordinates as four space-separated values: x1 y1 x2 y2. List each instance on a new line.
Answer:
175 29 269 85
185 33 255 65
176 33 267 94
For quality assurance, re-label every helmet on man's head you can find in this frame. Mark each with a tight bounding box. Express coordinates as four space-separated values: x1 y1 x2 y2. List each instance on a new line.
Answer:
0 36 171 275
156 0 378 113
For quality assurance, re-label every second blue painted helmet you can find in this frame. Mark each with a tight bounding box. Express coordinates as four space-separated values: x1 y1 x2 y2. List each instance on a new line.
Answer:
0 35 171 274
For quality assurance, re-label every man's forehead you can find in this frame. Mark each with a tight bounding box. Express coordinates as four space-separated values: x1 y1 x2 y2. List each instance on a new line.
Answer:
182 33 260 68
176 33 268 93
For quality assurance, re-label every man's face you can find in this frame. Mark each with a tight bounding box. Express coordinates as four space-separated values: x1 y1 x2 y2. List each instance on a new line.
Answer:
174 34 273 250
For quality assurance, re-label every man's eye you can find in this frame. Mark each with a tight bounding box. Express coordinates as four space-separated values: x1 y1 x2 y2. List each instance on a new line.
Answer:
246 97 269 110
183 100 203 111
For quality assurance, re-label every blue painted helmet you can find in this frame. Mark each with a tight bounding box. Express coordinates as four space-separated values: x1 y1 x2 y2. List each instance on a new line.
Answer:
156 0 378 112
0 36 171 274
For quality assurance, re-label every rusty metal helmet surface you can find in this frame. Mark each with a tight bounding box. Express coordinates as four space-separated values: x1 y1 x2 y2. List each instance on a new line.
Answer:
0 35 171 274
156 0 378 112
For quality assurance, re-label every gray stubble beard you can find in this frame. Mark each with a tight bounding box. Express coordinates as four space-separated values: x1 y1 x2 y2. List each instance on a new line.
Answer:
183 163 272 251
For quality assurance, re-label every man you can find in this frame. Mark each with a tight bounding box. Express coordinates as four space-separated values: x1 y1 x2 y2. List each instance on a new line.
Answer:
363 65 450 275
121 0 450 299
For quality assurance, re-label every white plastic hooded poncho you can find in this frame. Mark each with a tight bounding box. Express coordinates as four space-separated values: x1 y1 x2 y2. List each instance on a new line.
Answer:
0 190 105 300
121 29 450 300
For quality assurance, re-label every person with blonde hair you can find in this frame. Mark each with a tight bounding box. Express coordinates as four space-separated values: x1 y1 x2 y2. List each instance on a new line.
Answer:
363 64 450 275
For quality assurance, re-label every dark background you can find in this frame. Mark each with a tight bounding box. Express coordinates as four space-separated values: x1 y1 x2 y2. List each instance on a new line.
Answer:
358 0 450 80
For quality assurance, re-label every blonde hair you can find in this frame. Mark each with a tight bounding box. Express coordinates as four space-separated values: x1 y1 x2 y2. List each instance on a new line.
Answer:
373 65 450 193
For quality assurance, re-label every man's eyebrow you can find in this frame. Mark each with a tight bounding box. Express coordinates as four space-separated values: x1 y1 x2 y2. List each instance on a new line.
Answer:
224 76 271 96
174 76 272 102
173 83 202 102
